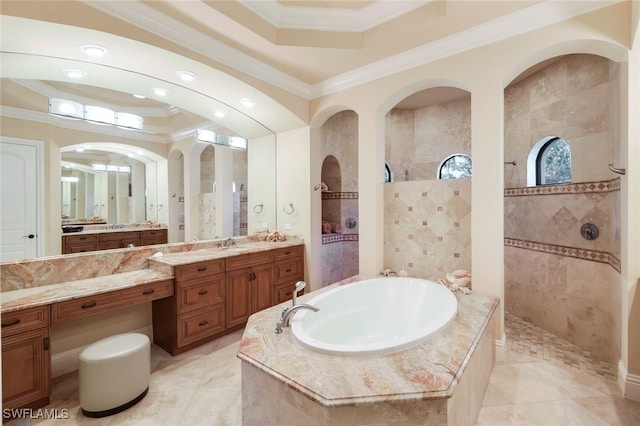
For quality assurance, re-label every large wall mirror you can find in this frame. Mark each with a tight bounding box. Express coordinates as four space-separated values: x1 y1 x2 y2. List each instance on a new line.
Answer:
0 21 278 259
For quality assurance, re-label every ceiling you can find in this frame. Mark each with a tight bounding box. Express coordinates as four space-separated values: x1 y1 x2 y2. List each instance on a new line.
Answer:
0 0 620 137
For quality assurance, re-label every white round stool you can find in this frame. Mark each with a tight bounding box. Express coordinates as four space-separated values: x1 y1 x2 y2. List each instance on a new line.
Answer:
79 333 150 418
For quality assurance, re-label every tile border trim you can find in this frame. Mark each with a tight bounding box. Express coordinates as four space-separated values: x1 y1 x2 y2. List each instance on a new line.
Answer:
322 233 359 245
504 238 620 273
321 191 359 200
504 178 620 197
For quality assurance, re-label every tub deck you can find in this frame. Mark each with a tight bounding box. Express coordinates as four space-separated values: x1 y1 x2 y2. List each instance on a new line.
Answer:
237 275 499 425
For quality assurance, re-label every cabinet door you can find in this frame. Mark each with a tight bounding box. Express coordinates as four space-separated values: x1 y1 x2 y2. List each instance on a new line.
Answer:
226 268 253 328
2 328 50 410
253 263 274 313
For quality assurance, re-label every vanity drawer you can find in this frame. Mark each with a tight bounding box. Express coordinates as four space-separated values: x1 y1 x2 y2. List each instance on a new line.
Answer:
274 259 303 285
64 234 99 244
177 274 225 315
141 229 167 239
177 306 225 347
100 231 140 241
51 280 174 323
66 243 100 253
175 259 225 282
226 251 273 271
1 305 50 337
140 236 166 246
273 245 303 262
274 283 302 305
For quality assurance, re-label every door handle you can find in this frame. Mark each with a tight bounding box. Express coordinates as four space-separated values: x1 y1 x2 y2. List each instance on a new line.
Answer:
23 234 36 239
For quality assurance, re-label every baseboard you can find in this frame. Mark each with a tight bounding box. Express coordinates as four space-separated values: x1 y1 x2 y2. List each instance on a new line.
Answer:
618 360 640 402
51 326 153 378
494 332 506 362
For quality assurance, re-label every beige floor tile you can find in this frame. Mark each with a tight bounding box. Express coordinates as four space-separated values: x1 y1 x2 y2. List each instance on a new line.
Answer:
574 395 640 426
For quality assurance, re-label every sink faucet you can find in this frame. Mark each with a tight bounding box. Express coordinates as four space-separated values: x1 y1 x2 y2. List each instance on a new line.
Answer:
275 304 319 333
223 238 236 247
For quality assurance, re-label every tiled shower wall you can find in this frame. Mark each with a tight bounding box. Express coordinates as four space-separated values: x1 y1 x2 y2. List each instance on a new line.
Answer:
383 179 471 280
504 54 621 363
320 111 359 286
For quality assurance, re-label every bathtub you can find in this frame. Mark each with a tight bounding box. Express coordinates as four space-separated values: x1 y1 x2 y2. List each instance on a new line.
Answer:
290 277 457 356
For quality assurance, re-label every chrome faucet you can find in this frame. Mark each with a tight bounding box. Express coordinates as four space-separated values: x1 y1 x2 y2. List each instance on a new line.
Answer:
274 304 319 333
223 238 236 247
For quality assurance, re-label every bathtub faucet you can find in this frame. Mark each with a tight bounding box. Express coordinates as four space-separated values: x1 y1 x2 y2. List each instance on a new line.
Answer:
292 281 306 306
275 304 319 334
381 268 396 277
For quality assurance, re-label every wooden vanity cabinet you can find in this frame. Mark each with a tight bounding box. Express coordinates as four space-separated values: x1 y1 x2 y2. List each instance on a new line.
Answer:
99 231 140 250
153 259 226 355
225 251 275 329
140 229 168 246
62 234 99 253
273 245 305 304
1 305 51 412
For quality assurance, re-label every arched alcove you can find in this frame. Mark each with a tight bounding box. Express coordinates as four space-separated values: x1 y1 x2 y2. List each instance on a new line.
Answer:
503 53 621 364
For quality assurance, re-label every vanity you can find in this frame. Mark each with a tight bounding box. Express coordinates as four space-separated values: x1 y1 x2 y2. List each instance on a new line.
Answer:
61 227 168 254
0 238 304 413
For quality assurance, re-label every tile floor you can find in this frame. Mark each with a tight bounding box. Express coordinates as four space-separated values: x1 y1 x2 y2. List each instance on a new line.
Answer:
9 314 640 426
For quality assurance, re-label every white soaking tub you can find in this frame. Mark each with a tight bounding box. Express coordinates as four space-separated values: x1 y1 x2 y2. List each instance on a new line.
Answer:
290 277 457 356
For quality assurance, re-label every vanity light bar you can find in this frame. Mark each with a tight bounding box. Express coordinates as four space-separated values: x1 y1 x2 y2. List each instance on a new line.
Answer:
92 164 131 173
49 98 144 130
61 176 79 183
195 130 247 150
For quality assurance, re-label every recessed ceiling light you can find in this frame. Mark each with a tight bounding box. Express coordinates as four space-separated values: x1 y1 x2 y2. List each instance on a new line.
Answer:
213 110 225 118
176 70 197 82
79 44 108 58
133 94 146 99
152 88 169 97
63 69 87 79
128 153 135 158
136 150 144 156
240 98 255 108
76 147 85 152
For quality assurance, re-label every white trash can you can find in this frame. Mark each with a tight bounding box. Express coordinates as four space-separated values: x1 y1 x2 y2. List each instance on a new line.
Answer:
79 333 150 417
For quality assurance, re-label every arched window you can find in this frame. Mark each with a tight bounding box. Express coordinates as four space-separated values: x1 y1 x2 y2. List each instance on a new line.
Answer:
384 161 393 183
438 154 472 180
527 136 571 186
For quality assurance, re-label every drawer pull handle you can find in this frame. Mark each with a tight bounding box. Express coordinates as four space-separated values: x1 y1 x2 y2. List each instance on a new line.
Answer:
143 289 155 295
80 237 87 240
198 290 208 295
285 291 292 296
1 318 21 327
285 268 292 272
284 251 291 255
81 301 97 309
198 320 208 327
197 267 207 272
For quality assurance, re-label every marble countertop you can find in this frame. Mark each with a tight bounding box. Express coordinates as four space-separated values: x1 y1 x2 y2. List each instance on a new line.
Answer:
0 268 173 314
237 275 499 407
150 240 303 267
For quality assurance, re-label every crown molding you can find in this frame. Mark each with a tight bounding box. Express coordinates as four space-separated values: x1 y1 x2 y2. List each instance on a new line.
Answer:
311 0 624 97
239 0 431 32
1 105 169 144
82 0 311 99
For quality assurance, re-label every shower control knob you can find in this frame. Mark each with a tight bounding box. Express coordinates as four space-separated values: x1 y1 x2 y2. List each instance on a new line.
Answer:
580 223 599 240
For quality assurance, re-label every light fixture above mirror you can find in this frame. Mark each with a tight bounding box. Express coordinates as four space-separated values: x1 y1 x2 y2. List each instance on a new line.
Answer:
195 129 247 150
48 98 144 130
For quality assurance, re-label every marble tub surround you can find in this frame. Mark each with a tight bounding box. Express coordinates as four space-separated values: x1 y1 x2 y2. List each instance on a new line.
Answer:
238 275 498 425
0 235 302 292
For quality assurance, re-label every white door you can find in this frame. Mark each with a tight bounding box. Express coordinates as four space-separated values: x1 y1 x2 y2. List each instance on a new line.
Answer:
0 141 40 261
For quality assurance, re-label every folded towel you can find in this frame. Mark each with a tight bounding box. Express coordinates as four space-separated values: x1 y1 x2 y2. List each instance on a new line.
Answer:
322 222 332 234
267 231 286 242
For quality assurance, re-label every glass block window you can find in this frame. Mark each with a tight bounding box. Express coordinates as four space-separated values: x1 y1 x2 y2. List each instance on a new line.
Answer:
438 154 472 179
536 137 571 185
